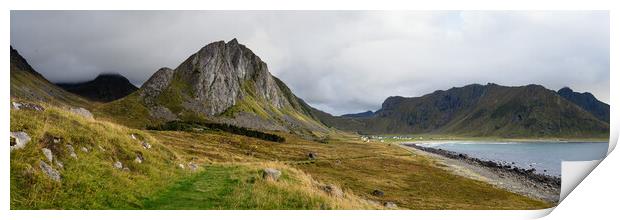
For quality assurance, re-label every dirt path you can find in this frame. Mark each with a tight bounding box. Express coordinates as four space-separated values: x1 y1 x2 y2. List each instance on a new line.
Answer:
398 144 560 204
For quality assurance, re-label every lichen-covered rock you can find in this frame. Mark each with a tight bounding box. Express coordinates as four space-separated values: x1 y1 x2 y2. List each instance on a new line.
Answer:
262 168 281 181
41 148 53 163
69 107 94 119
39 161 61 182
10 131 31 150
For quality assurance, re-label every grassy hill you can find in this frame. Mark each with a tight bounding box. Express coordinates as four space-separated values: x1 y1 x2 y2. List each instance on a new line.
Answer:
314 84 609 139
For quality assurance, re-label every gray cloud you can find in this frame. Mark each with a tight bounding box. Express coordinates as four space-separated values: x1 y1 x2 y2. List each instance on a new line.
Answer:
10 11 609 115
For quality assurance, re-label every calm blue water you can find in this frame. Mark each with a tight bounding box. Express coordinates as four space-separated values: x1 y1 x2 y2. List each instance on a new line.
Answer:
411 141 609 176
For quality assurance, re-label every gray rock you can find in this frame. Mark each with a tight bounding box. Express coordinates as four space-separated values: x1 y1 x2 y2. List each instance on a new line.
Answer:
41 148 53 163
142 141 152 149
308 152 317 160
66 144 77 159
188 162 198 172
55 161 64 169
12 102 45 111
69 107 94 119
262 168 281 181
321 184 344 198
139 67 174 105
384 202 398 209
372 189 385 197
53 137 61 144
80 147 89 153
39 161 61 182
10 131 31 150
134 153 144 164
114 161 123 169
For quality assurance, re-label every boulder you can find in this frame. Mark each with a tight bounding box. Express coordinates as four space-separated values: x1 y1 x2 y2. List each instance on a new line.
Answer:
41 148 53 163
39 161 61 182
10 132 31 150
384 202 398 209
372 189 385 197
262 168 281 181
114 161 123 169
321 184 344 198
69 107 94 119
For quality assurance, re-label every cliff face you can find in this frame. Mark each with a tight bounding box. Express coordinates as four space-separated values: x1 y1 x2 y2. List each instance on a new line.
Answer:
557 87 609 123
136 39 326 134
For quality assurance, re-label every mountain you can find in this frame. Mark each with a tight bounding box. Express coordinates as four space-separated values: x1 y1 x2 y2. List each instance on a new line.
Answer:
99 39 327 135
10 46 90 107
314 83 609 138
557 87 609 122
341 111 374 118
57 73 138 102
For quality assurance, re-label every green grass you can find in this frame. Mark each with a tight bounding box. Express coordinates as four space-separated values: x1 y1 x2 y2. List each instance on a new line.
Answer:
142 164 358 210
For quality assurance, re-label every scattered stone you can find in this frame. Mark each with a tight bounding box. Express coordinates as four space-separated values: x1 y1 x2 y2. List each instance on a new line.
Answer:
384 202 398 209
262 168 282 181
39 161 61 182
56 161 64 169
53 137 61 144
308 152 317 160
114 161 123 169
66 144 77 159
12 102 45 111
372 189 385 197
178 164 185 169
81 147 89 153
41 148 53 163
10 131 31 150
188 162 198 172
130 134 137 140
98 145 106 151
134 153 144 164
69 107 94 119
142 141 152 149
321 184 344 198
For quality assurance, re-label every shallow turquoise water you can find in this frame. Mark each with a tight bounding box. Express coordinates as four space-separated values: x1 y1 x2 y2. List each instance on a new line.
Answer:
412 141 609 176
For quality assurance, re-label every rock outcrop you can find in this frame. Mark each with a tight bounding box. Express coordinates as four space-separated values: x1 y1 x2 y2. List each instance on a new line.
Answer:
10 132 31 150
262 168 281 181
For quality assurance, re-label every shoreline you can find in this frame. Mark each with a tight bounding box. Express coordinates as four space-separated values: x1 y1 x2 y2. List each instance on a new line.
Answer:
400 143 560 204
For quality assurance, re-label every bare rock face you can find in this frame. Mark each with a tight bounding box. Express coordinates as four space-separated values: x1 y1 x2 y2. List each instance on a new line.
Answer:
139 67 174 105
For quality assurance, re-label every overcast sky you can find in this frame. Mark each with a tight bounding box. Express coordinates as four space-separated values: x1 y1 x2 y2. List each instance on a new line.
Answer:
10 11 609 115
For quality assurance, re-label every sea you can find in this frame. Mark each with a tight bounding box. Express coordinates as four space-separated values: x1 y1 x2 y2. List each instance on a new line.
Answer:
409 141 609 176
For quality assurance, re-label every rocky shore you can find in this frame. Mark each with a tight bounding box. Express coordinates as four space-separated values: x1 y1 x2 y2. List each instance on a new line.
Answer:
402 143 561 203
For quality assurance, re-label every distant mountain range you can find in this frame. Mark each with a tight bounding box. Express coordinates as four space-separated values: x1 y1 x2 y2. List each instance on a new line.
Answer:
10 42 609 139
57 73 138 102
312 83 609 138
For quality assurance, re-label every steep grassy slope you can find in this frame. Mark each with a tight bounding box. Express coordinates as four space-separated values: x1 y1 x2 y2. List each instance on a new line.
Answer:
10 103 373 209
10 47 90 108
315 84 609 138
